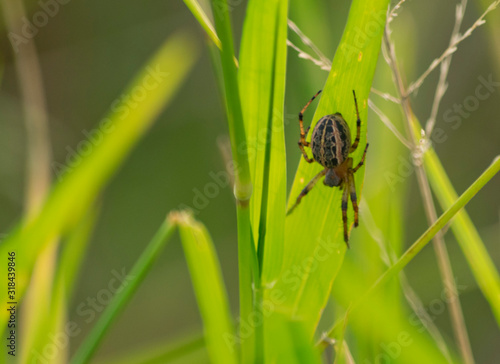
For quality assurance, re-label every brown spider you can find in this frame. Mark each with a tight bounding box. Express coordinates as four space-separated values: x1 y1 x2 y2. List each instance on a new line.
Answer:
287 90 369 247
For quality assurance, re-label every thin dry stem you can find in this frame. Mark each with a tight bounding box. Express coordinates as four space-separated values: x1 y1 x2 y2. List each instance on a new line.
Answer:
341 341 356 364
368 99 413 149
288 19 331 68
360 202 453 362
407 0 500 96
287 7 483 362
384 25 475 364
370 87 400 104
387 0 408 24
425 0 468 136
2 0 52 215
400 274 454 363
2 1 58 363
286 40 331 71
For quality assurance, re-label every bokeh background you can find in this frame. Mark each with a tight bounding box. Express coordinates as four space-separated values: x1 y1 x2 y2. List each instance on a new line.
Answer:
0 0 499 362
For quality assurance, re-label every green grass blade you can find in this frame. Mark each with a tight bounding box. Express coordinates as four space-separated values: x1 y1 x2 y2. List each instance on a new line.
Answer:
183 0 221 49
424 147 500 324
269 0 390 334
70 216 177 364
238 0 288 277
406 111 500 325
0 32 198 327
18 241 59 364
237 1 288 360
26 207 99 364
175 211 238 364
208 0 251 192
330 257 458 363
326 155 500 337
207 1 256 362
329 41 410 361
57 206 100 300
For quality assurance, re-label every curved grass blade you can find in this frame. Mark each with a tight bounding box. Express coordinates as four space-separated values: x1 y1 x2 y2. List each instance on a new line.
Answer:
237 1 289 360
325 155 500 339
175 211 238 364
183 0 221 49
207 1 256 362
25 207 99 364
0 32 198 327
268 0 391 335
407 112 500 326
424 146 500 325
330 256 458 363
238 0 288 285
70 215 177 364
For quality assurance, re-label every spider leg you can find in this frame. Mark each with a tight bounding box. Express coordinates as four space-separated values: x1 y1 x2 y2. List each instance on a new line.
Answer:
348 173 359 227
298 90 322 163
298 141 314 163
352 143 369 173
350 90 362 153
287 169 326 216
341 179 350 248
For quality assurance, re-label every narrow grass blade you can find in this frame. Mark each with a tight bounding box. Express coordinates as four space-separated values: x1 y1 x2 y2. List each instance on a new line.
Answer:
19 241 59 364
326 155 500 337
25 207 99 364
334 48 409 360
237 1 288 359
238 0 288 284
407 111 500 326
175 211 238 364
207 1 256 362
208 0 251 192
70 216 177 364
270 0 390 335
330 257 458 363
424 147 500 324
0 33 198 327
183 0 221 49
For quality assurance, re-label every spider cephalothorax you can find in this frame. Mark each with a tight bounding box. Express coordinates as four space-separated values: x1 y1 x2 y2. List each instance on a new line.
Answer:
287 90 369 247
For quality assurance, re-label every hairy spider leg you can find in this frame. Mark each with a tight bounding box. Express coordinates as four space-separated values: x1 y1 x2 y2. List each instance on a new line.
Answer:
298 90 322 163
350 90 362 153
352 143 369 173
286 169 326 216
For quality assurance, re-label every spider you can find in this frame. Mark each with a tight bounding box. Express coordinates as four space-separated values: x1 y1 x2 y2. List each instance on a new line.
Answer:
287 90 369 247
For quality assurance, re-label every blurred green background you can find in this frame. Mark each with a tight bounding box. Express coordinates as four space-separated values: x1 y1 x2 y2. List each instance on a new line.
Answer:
0 0 499 362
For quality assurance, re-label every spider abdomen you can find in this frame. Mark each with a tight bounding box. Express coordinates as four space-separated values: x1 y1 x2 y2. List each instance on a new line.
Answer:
311 113 351 168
